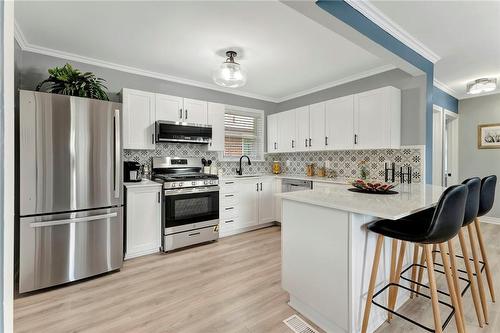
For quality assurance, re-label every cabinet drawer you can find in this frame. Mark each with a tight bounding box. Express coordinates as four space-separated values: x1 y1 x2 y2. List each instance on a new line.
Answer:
220 181 237 193
222 206 239 219
220 217 238 230
221 193 239 206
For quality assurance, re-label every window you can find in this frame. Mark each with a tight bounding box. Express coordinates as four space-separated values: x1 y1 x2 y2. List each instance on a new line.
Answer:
223 107 264 160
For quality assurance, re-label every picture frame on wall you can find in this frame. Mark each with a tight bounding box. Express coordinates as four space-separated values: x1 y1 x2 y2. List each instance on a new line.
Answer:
478 123 500 149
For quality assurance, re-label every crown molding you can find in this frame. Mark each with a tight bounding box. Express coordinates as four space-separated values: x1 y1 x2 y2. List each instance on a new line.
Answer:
345 0 441 64
433 79 460 99
275 64 396 102
14 20 28 49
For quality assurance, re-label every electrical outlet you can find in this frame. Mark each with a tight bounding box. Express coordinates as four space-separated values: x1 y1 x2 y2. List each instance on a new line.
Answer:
286 160 291 167
325 160 331 169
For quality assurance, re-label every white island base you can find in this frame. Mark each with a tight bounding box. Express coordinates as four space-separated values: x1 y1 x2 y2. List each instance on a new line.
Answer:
282 199 415 333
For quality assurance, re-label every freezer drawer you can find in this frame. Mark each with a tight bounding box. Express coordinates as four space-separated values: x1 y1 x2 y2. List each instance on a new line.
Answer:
19 207 123 293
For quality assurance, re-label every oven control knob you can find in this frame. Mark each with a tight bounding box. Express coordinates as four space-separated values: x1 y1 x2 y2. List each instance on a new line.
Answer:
204 180 209 185
178 182 183 187
192 181 196 186
171 183 176 188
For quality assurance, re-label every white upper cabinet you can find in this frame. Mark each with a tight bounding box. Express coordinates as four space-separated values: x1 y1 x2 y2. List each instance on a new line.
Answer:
354 86 401 149
278 110 296 153
183 98 208 124
309 102 326 151
155 93 183 122
207 102 225 151
267 113 279 153
296 106 310 151
325 95 354 150
122 88 156 150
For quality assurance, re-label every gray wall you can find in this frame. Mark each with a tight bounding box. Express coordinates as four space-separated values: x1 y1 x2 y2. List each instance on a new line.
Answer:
459 94 500 218
274 69 426 146
18 50 277 113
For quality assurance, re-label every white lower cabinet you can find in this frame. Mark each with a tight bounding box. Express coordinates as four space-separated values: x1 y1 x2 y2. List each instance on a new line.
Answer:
219 177 276 236
125 182 162 259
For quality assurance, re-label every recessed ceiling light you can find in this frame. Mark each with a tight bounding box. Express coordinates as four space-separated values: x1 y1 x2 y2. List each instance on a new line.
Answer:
466 78 497 95
213 51 247 88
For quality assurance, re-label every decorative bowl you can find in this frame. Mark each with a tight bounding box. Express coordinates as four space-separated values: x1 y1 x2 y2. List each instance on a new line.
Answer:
350 179 395 193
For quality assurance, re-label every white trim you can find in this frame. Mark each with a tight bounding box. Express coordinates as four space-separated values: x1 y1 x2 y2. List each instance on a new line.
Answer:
4 2 15 332
345 0 440 63
480 216 500 225
275 64 395 102
14 20 28 50
433 79 460 99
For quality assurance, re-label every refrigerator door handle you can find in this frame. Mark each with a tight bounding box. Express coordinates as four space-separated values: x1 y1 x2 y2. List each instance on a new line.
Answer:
114 109 121 199
29 212 118 228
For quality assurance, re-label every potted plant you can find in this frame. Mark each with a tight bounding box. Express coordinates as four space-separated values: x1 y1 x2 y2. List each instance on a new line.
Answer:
36 63 109 100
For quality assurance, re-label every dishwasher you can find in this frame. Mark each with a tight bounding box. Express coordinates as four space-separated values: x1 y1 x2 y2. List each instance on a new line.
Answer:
281 178 313 192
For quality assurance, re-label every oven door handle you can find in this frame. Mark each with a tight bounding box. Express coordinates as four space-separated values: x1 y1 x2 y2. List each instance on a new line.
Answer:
164 186 220 196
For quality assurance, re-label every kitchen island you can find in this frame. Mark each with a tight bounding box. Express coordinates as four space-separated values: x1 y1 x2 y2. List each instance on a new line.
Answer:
278 184 446 333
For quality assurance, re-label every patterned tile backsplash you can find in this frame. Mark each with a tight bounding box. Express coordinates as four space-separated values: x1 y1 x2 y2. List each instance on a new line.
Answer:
124 143 423 183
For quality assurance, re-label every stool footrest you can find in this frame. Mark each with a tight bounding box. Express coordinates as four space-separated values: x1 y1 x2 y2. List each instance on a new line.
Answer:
371 282 455 333
432 249 486 275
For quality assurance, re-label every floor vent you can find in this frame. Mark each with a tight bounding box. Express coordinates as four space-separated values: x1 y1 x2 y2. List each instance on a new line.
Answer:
283 315 319 333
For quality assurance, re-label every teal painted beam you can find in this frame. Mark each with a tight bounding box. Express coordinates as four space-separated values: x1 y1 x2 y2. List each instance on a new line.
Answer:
316 0 435 183
433 86 459 113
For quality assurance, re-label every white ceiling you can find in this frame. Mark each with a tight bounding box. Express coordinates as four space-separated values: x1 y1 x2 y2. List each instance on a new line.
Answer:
369 0 500 98
14 1 391 102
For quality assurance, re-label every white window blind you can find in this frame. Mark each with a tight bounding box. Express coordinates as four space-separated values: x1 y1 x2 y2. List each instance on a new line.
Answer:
223 108 264 160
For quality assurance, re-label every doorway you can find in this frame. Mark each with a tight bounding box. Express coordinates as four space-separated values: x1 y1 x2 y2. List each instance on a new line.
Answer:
432 105 459 187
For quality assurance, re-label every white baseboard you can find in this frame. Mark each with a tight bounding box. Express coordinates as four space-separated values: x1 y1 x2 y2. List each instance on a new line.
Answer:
480 216 500 225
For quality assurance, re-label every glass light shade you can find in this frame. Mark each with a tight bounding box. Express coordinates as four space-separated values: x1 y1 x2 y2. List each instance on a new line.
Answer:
213 60 247 88
466 78 497 95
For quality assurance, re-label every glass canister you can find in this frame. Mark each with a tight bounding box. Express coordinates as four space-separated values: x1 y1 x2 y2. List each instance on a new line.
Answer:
272 161 282 174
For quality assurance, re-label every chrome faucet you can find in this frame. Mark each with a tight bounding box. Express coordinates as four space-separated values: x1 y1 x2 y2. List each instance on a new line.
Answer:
236 155 252 175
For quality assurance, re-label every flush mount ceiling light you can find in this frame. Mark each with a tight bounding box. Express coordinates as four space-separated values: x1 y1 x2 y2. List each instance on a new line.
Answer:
213 51 247 88
466 78 497 95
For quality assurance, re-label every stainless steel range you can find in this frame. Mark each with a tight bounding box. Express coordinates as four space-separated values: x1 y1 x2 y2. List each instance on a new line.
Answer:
152 157 219 251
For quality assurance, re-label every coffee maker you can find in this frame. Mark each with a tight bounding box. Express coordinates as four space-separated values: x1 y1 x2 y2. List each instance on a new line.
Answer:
124 161 142 182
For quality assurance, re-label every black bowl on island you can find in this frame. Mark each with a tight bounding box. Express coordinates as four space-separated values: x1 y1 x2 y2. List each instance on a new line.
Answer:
350 179 396 193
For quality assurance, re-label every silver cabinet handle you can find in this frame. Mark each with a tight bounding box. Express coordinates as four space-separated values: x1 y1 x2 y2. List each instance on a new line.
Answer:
305 139 308 147
274 142 277 150
158 192 161 203
225 181 234 185
114 109 121 199
225 219 235 223
225 207 234 210
185 109 188 119
256 183 259 191
179 108 183 119
325 136 328 146
291 140 295 148
30 212 118 228
152 133 155 144
354 134 358 144
260 182 263 191
225 194 234 197
188 232 200 237
309 138 312 147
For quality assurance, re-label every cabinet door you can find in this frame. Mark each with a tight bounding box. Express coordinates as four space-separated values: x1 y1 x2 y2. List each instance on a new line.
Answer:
236 178 259 227
183 98 208 124
296 107 310 151
267 114 279 152
125 186 161 259
122 89 156 150
207 102 225 151
258 178 275 224
309 102 326 151
155 93 183 122
325 95 354 150
354 88 391 149
278 110 296 153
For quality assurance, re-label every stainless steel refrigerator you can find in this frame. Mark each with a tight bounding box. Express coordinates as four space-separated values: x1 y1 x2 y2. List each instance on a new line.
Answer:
18 90 123 293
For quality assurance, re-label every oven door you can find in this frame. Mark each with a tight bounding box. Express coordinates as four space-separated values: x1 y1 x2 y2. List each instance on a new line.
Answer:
164 186 219 234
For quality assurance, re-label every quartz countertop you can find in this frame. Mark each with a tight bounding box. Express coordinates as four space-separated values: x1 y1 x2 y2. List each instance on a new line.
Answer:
277 183 446 220
219 173 350 184
124 179 162 188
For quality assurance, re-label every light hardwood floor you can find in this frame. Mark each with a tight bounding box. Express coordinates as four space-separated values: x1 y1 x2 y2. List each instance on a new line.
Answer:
14 223 500 333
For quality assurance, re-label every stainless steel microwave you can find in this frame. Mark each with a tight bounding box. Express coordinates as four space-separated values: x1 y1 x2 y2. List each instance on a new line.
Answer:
155 121 212 144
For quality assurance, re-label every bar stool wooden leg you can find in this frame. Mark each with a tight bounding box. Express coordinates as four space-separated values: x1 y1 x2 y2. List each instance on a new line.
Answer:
388 239 398 321
361 234 385 333
388 241 407 317
458 229 484 327
425 244 443 333
416 246 426 295
439 242 466 333
410 244 420 298
474 217 495 302
447 239 467 332
467 223 489 324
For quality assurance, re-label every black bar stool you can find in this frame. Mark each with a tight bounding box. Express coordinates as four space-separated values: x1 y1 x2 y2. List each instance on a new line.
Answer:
475 175 496 303
409 178 485 327
361 185 468 333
